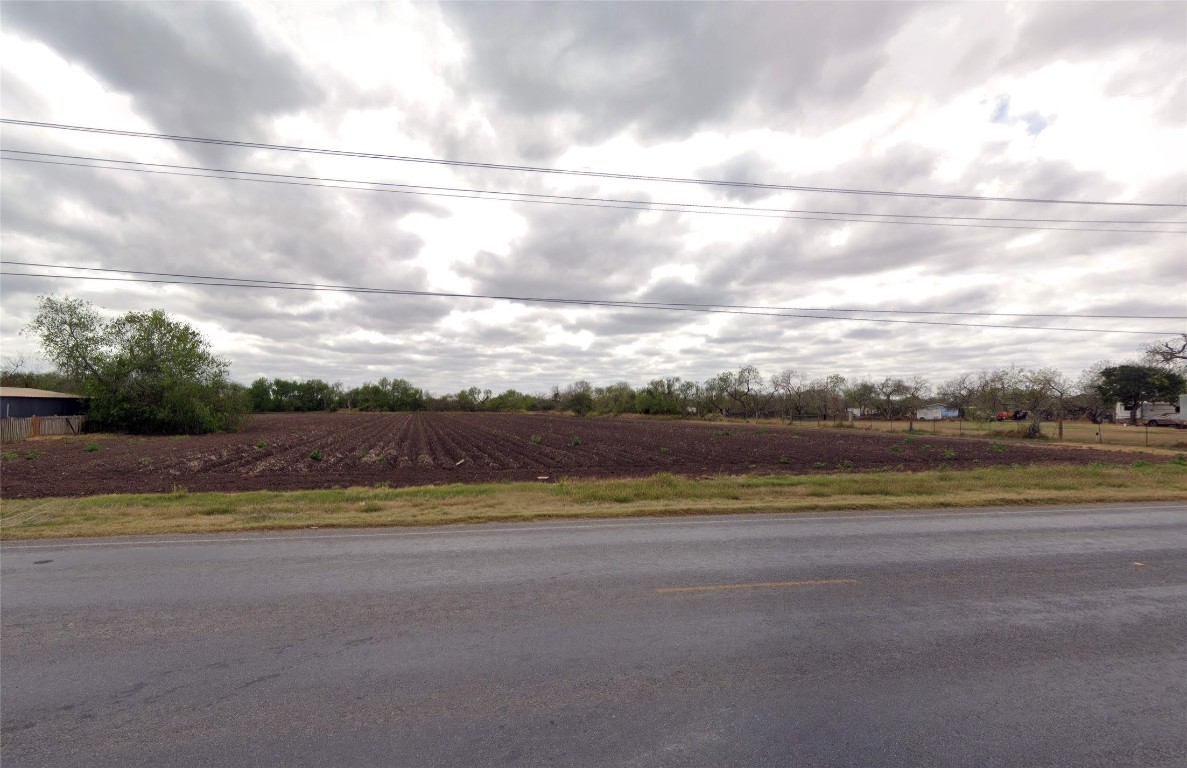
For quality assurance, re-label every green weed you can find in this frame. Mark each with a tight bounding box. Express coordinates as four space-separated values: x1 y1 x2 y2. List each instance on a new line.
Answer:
85 442 101 452
308 450 323 461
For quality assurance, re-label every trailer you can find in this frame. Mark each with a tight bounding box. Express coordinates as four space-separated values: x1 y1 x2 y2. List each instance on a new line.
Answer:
1114 400 1182 426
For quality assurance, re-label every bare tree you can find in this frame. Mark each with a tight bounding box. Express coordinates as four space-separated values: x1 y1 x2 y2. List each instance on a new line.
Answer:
1143 334 1187 372
1012 368 1068 438
972 366 1023 420
728 365 771 419
937 373 977 418
875 377 911 420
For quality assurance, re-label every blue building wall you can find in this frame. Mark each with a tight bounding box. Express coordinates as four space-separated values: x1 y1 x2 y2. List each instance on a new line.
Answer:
1 396 86 419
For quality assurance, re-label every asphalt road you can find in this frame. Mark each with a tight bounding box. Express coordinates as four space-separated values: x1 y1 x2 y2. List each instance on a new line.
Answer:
2 503 1185 768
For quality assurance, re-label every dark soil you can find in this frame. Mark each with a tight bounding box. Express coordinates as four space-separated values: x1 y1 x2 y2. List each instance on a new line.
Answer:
0 412 1166 499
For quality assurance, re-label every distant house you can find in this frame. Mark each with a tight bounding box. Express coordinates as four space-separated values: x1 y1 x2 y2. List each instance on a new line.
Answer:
917 404 959 421
0 387 87 419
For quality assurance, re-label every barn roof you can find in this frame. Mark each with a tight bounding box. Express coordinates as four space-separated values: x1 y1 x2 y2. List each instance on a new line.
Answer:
0 387 85 399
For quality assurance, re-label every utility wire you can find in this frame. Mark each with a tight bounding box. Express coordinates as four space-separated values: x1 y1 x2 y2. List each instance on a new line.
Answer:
4 149 1182 229
4 261 1184 321
3 118 1183 208
2 269 1179 335
3 154 1182 236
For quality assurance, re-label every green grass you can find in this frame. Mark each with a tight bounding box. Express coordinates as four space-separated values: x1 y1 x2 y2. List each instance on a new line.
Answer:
2 463 1184 541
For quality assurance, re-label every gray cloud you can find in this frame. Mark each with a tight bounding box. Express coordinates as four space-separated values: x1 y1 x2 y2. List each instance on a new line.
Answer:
2 1 322 158
1 2 1182 395
441 1 918 153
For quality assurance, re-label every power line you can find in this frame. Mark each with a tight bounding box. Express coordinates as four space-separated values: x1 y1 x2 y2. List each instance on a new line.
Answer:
4 149 1183 229
3 117 1183 208
4 154 1183 236
3 268 1179 335
5 261 1184 321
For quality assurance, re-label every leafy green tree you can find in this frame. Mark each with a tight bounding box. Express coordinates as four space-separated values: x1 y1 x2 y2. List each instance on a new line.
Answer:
247 377 275 412
487 389 534 411
1095 365 1187 425
637 377 684 415
25 295 246 434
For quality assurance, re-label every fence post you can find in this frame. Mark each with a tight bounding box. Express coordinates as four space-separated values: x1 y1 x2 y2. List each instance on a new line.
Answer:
30 415 40 437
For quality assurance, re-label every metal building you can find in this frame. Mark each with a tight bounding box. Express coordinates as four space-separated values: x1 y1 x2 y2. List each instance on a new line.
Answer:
0 387 87 419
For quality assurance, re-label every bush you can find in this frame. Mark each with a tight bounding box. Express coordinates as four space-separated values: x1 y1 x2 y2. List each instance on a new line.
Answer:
26 295 247 434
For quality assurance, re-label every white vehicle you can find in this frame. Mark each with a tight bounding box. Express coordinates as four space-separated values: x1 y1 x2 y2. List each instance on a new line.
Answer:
1114 400 1183 426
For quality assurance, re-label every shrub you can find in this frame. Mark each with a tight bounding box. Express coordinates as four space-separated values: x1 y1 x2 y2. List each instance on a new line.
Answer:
85 442 100 452
26 295 248 435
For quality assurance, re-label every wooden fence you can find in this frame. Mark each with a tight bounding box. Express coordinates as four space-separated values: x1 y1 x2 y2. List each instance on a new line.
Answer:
1 415 87 442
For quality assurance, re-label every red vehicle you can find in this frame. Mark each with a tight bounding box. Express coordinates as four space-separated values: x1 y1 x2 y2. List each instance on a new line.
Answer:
995 410 1029 421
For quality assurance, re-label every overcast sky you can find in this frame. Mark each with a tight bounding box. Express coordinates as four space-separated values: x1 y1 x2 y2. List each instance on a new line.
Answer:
1 1 1184 394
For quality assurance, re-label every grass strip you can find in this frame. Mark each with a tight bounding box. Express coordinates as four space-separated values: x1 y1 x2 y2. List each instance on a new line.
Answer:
2 462 1185 541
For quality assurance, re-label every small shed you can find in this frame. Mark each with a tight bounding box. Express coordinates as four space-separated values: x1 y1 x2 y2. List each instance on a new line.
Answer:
0 387 87 419
917 404 959 421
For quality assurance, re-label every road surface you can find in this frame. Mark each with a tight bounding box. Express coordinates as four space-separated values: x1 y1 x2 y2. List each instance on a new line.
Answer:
2 503 1185 767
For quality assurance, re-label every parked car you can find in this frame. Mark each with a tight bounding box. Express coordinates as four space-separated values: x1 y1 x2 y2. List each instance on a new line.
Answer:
1145 416 1187 428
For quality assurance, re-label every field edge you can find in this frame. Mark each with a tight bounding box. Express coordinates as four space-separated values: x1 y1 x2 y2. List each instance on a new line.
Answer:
2 462 1186 541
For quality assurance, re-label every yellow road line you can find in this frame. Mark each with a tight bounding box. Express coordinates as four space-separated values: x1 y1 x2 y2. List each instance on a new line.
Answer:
655 578 858 594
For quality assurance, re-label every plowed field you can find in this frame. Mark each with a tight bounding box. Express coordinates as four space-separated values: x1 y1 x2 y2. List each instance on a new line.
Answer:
0 412 1164 498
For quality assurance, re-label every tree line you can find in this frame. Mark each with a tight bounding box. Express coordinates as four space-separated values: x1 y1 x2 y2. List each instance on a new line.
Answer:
6 295 1185 435
240 363 1185 438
